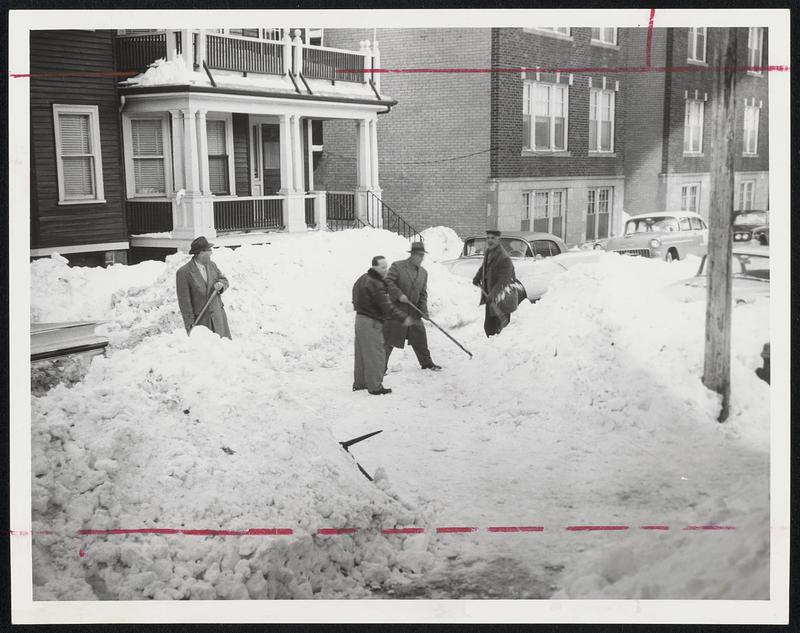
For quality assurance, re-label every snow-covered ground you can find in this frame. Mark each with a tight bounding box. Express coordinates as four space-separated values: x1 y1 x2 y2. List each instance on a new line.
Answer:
29 228 770 600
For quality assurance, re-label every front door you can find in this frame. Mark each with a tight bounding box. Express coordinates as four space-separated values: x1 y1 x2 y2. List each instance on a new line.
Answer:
249 117 281 196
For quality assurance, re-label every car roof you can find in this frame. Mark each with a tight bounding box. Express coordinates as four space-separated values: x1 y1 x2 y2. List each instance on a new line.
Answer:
463 231 564 242
626 211 705 220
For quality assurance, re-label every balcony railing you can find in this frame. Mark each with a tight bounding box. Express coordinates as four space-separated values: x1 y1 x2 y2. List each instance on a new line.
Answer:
213 196 284 232
302 45 366 83
127 200 173 235
304 195 317 228
206 33 284 75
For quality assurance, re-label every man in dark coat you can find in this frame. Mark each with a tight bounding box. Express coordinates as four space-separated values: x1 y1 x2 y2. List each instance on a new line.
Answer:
352 256 414 395
176 236 232 338
472 230 520 337
384 242 442 371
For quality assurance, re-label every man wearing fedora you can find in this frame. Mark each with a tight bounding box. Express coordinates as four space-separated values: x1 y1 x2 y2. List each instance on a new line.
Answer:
472 229 520 337
384 241 442 372
176 236 232 339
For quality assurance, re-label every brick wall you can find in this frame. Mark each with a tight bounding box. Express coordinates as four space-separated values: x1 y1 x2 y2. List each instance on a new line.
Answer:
315 28 492 238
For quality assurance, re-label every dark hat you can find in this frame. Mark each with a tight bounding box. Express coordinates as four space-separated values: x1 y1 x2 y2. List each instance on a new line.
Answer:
189 236 214 255
408 241 428 254
486 230 501 237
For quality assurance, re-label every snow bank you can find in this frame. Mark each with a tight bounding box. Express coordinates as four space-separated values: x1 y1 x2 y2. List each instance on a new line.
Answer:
419 226 463 262
122 57 195 86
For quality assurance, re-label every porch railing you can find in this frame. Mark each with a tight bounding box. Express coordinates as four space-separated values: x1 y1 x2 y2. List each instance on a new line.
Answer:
366 191 423 242
206 32 284 75
325 191 363 231
126 200 173 235
304 195 316 228
116 32 173 73
302 45 366 83
213 196 284 232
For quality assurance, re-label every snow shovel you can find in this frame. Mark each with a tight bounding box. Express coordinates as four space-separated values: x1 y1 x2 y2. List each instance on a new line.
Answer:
340 430 383 481
189 287 219 334
405 302 473 360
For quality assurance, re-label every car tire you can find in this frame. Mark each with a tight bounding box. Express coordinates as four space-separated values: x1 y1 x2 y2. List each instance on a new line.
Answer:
665 249 678 262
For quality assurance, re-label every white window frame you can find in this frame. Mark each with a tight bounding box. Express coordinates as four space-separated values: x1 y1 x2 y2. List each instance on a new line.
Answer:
591 27 618 46
529 189 567 238
52 104 105 205
738 180 755 211
687 27 707 64
683 99 705 155
589 88 615 153
122 113 173 199
205 113 236 197
743 103 760 156
680 183 701 213
748 27 764 75
523 27 572 40
523 81 569 152
586 186 613 240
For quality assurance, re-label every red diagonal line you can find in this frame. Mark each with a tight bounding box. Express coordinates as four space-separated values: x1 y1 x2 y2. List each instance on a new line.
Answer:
381 527 425 534
317 528 358 535
566 525 630 531
683 525 736 531
436 526 478 533
486 526 545 532
640 525 670 530
646 8 656 68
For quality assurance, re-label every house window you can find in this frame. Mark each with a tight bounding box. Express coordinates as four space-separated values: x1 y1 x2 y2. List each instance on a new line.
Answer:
591 28 617 45
589 89 615 152
130 119 167 196
681 184 701 213
227 28 260 38
521 193 531 231
683 99 704 154
586 187 613 240
525 27 571 38
52 104 105 204
529 189 566 238
738 181 755 210
523 82 568 151
743 103 760 155
688 27 707 63
206 119 230 195
748 27 764 73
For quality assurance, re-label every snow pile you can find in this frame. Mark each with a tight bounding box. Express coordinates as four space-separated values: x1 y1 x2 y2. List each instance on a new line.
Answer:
122 57 195 87
31 327 434 600
419 226 464 262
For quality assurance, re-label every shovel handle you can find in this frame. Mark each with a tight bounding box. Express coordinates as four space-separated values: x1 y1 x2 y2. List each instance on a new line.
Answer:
189 287 219 332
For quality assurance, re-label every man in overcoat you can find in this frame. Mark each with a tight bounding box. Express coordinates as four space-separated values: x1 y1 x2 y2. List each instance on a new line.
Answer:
384 242 442 371
472 230 520 337
352 256 414 395
176 236 232 339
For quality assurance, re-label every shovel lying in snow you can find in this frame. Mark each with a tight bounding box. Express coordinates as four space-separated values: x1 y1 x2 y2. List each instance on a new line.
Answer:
189 288 219 334
340 430 383 481
405 303 473 360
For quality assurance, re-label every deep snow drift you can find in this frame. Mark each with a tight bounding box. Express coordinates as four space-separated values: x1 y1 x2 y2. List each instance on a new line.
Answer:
30 228 770 599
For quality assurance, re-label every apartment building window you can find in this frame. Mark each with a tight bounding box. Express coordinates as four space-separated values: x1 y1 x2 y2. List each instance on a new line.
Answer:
525 27 571 39
591 28 617 45
521 193 531 231
748 27 764 73
688 27 707 63
743 103 760 155
586 187 613 239
738 181 755 210
523 82 568 152
206 119 231 195
528 189 566 238
589 89 615 152
683 99 704 154
681 183 701 213
52 104 105 204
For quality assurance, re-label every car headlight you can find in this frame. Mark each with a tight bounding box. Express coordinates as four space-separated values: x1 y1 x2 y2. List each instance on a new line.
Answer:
649 238 661 248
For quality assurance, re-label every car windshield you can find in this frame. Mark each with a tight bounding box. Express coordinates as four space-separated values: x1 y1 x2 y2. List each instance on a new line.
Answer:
624 216 681 234
464 238 531 257
698 253 770 280
733 212 768 226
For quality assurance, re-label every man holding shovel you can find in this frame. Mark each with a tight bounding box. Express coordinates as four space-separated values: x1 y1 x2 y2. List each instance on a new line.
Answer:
176 236 232 339
472 230 520 337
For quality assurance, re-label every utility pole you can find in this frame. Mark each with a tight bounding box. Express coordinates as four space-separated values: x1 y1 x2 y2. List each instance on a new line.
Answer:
702 27 738 422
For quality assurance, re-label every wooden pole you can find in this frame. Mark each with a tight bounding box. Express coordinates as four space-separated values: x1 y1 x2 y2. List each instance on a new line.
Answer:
702 27 738 422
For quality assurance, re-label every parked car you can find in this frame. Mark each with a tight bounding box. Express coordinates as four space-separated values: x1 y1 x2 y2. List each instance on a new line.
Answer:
440 231 601 302
601 211 708 262
677 245 770 305
733 210 769 245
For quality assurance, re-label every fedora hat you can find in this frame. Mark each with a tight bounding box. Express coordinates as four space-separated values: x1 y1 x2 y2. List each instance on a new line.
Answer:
189 236 214 255
408 241 428 254
486 229 501 237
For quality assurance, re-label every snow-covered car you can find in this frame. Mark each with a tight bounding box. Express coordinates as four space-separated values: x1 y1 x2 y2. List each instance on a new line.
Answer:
602 211 708 262
733 210 769 245
677 245 770 304
439 231 601 301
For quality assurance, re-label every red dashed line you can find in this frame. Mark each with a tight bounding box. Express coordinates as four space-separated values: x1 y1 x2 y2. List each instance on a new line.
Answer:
640 525 670 531
565 525 630 531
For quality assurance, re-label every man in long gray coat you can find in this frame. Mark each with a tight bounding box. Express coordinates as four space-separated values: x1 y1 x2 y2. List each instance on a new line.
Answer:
176 236 232 338
384 242 442 371
472 230 520 337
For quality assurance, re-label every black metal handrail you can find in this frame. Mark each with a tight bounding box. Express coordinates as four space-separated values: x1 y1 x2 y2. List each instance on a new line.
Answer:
126 200 173 235
365 191 423 242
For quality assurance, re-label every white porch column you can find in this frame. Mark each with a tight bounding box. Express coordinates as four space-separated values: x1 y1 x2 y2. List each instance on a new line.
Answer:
180 29 193 73
182 108 200 193
369 117 380 191
355 118 374 225
168 109 185 192
195 109 211 196
167 31 179 62
291 115 304 193
315 190 327 230
306 118 314 192
278 114 305 232
196 30 207 68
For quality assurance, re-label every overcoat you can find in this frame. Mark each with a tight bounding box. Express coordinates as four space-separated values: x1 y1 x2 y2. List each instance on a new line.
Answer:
472 245 520 316
383 258 429 349
176 258 232 338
